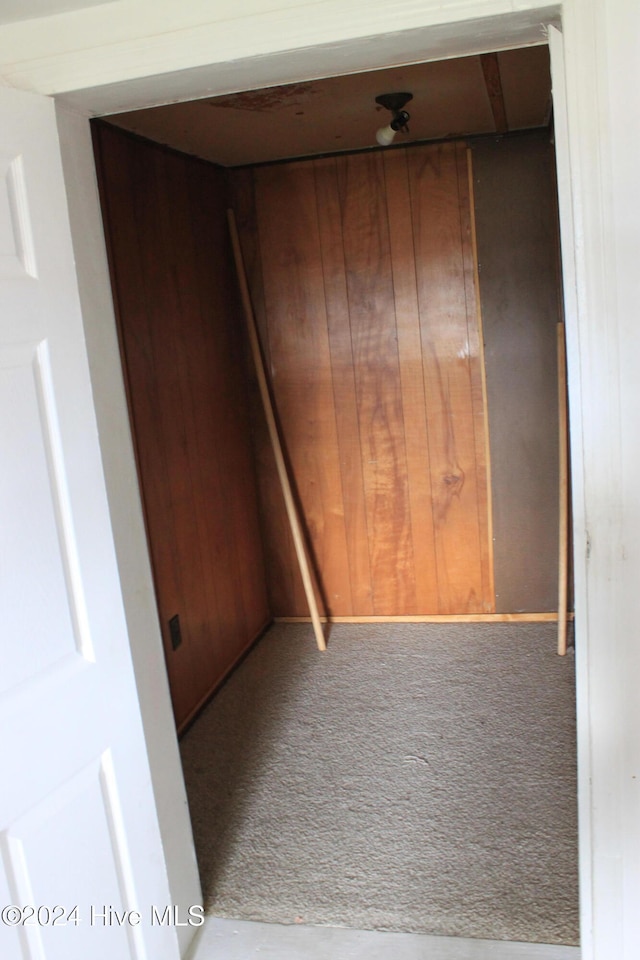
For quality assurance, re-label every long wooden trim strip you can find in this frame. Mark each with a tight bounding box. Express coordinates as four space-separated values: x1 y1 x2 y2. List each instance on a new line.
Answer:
227 209 326 651
557 322 570 655
275 613 574 624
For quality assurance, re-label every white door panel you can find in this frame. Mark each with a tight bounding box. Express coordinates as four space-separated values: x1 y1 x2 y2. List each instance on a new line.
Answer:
0 86 179 960
0 153 37 281
1 341 85 696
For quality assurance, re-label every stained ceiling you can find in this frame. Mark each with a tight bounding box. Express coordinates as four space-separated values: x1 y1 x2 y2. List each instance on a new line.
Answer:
105 45 551 168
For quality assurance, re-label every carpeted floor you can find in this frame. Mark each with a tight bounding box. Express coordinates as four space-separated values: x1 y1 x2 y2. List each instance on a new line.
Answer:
179 623 579 945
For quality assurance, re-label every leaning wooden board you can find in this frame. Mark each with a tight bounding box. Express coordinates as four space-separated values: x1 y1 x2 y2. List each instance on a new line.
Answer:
228 209 326 651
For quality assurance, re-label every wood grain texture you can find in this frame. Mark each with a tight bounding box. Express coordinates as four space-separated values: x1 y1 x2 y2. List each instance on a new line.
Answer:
229 170 301 616
337 152 417 616
383 149 438 613
459 145 495 605
93 122 270 729
232 141 493 616
93 128 197 723
254 162 353 615
408 142 493 613
228 209 326 651
313 157 374 614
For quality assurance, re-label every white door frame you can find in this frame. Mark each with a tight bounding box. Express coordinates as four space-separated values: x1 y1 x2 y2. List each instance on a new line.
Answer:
44 3 632 958
54 105 203 958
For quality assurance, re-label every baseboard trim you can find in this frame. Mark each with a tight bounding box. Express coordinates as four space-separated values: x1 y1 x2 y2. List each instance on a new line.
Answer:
274 613 575 624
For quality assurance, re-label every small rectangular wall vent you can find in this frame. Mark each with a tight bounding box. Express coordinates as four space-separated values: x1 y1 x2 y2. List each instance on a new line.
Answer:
168 614 182 651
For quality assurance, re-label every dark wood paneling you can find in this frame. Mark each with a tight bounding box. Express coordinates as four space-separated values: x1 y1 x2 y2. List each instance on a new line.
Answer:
93 123 270 729
314 157 374 614
230 169 302 615
471 131 563 612
382 149 439 614
254 162 353 614
337 152 417 615
94 125 558 634
408 142 493 613
458 145 495 607
232 141 494 616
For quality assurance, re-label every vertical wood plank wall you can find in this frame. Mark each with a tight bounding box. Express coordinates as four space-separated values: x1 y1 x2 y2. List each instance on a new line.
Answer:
232 141 495 617
93 122 270 730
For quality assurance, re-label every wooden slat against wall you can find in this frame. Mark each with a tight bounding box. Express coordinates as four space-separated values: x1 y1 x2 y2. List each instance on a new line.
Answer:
459 146 495 605
557 321 569 655
408 142 494 613
94 123 270 729
228 209 326 650
235 140 494 617
231 170 302 615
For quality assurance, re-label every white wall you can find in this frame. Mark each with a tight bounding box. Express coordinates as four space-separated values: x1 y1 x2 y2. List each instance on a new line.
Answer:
1 1 639 957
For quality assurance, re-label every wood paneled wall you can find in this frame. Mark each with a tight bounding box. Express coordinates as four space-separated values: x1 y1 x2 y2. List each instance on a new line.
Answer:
232 142 494 617
91 125 564 728
93 122 270 730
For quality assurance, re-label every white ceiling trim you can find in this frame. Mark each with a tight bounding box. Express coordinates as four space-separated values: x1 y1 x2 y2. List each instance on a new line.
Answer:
69 16 550 118
0 0 557 110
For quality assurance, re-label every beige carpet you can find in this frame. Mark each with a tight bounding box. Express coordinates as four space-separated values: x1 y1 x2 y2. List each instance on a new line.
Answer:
180 622 579 944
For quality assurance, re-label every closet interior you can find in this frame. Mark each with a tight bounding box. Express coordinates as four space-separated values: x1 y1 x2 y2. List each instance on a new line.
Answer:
92 44 568 730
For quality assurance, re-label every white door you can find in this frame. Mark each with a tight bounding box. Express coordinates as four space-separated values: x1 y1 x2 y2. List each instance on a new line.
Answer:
0 86 181 960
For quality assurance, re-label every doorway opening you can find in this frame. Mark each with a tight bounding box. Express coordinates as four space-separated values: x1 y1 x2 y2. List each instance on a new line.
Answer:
86 39 580 952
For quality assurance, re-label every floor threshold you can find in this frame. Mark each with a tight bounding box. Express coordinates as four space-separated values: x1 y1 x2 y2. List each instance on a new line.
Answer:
186 916 580 960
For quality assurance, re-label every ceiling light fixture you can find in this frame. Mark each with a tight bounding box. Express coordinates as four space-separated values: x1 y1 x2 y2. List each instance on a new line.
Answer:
375 92 413 146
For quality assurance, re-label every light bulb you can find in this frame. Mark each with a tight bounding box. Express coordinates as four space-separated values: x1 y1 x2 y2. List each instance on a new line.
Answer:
376 124 396 146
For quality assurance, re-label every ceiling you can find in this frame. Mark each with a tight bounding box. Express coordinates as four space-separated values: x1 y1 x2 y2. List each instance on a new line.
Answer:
105 45 551 168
